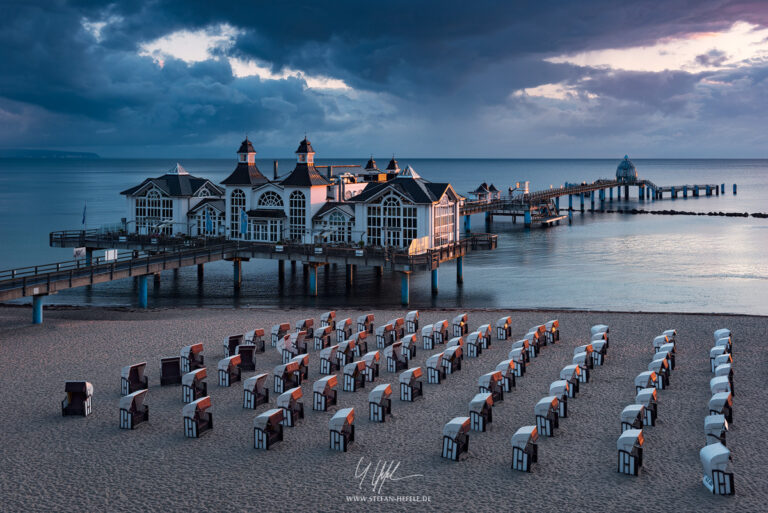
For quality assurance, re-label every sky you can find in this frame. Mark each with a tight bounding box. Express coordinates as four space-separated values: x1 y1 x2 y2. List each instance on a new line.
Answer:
1 1 768 158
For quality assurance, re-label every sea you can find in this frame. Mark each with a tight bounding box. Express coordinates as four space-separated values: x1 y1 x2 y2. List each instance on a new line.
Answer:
0 158 766 315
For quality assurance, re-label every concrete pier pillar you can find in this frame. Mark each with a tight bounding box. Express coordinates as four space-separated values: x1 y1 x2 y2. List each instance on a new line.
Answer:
733 184 737 194
375 265 383 277
346 264 354 287
624 185 629 199
694 185 699 197
618 186 621 200
638 186 644 201
233 259 242 290
721 183 725 194
138 275 148 309
580 194 585 212
568 195 573 221
610 187 614 201
278 260 284 279
555 196 560 210
706 185 711 196
484 211 492 229
671 187 676 199
590 191 595 211
646 188 650 199
291 260 297 272
524 209 532 227
197 263 204 282
154 272 161 285
683 186 688 198
716 186 720 196
85 248 93 266
431 269 438 294
401 272 410 305
456 256 464 284
464 215 471 233
32 294 45 324
309 264 318 296
599 189 605 211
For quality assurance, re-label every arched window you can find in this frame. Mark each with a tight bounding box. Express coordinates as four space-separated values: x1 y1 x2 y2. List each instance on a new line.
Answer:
230 189 246 237
258 191 283 207
328 212 351 243
433 196 454 246
288 190 306 241
382 196 401 247
136 188 173 235
195 186 213 197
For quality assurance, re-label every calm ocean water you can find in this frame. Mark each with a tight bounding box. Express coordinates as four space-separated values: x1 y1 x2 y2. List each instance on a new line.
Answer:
0 158 766 314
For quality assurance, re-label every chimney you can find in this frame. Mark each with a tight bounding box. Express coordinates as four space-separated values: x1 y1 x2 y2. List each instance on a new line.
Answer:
273 160 278 180
327 166 333 180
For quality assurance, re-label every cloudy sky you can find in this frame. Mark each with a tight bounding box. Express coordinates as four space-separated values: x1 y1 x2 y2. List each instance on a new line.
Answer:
2 1 768 157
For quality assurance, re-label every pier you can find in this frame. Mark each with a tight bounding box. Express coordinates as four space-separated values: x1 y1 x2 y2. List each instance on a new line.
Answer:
0 233 497 321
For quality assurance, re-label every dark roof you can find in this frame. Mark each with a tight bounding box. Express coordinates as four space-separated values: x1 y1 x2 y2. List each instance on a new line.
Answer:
348 176 451 204
364 157 378 171
246 208 287 218
221 162 269 186
472 182 489 193
121 173 223 197
488 184 499 192
386 157 399 171
279 163 330 186
312 202 355 220
238 138 255 154
295 137 315 154
187 198 225 216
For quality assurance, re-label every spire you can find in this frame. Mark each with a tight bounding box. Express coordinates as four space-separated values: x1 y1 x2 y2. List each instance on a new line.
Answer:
386 155 399 172
364 155 378 171
168 162 189 175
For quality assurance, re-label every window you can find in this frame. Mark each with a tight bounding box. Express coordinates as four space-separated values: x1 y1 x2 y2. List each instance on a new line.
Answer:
258 191 283 207
433 196 455 246
195 186 214 197
367 205 381 246
230 189 246 238
383 197 401 247
403 206 418 246
288 190 306 241
328 212 351 243
196 207 224 236
136 189 173 235
365 194 417 248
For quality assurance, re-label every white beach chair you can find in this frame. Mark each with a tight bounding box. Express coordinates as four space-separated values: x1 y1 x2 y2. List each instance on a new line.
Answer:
511 426 538 472
617 429 643 476
343 361 367 392
368 384 392 422
313 375 338 411
496 316 512 340
254 408 283 450
399 367 423 402
119 389 149 429
635 388 657 426
700 442 733 495
468 392 493 432
180 343 204 373
243 373 269 409
549 380 569 417
478 371 504 402
442 417 470 461
329 407 355 452
217 355 241 387
405 310 419 334
620 404 645 432
535 396 559 437
495 359 516 392
276 387 304 427
181 368 207 403
121 362 148 396
183 396 212 438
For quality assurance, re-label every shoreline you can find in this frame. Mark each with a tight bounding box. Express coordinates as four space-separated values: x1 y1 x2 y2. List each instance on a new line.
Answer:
2 303 765 320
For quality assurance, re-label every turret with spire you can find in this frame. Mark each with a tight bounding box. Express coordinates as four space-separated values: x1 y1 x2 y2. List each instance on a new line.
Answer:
221 137 268 186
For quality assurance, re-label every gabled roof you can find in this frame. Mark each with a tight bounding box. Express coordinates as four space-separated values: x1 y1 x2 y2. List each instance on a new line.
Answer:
188 198 225 216
296 137 315 154
279 163 330 187
121 167 223 197
386 157 399 171
347 173 453 205
312 202 355 220
398 165 420 179
238 138 255 154
488 184 499 192
221 162 269 186
364 156 378 171
472 182 490 193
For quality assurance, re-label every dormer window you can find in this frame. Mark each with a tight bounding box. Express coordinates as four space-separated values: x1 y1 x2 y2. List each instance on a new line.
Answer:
240 154 246 162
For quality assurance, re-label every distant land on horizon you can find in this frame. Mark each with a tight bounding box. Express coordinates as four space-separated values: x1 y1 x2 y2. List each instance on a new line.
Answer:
0 149 100 159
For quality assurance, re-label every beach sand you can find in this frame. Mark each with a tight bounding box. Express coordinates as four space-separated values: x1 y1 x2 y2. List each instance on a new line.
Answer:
0 305 765 512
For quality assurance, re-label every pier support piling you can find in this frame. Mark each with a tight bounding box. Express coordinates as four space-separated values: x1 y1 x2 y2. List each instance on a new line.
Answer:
32 294 45 324
706 185 712 196
85 248 93 267
624 185 629 199
590 191 595 211
197 263 204 282
683 186 688 198
278 260 284 280
401 272 410 305
484 211 492 229
154 272 161 285
233 259 242 291
524 209 532 227
610 188 614 201
638 186 644 201
138 275 148 309
431 269 438 294
599 189 605 211
555 196 560 210
346 264 354 287
309 264 318 296
464 215 471 233
580 194 585 212
456 256 464 284
694 185 699 197
721 183 725 194
618 186 621 200
733 183 737 194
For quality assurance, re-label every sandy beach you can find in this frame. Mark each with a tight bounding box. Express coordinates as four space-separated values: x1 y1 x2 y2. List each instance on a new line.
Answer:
0 305 764 512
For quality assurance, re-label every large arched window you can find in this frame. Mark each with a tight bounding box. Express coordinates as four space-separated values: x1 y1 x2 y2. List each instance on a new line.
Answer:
383 196 401 247
230 189 246 237
258 191 283 207
136 188 173 235
288 190 306 241
328 212 351 243
433 196 454 246
196 206 225 236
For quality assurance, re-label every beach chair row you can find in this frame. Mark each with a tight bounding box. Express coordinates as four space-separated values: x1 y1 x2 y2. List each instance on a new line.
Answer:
441 319 560 464
700 328 734 496
618 328 676 477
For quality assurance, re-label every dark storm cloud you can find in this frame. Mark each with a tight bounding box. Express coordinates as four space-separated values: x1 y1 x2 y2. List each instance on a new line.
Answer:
1 0 768 156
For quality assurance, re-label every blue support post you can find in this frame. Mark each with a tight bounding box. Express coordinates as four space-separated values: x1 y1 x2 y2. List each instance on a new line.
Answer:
618 186 621 200
524 209 532 227
733 183 737 195
646 188 650 199
401 272 410 305
639 186 644 200
590 191 595 211
706 185 711 196
464 215 471 233
599 189 605 211
233 259 242 291
721 183 725 194
309 264 317 296
85 248 93 266
580 194 585 212
431 269 438 294
671 187 676 199
32 295 44 324
610 187 614 201
484 211 492 229
555 196 560 210
456 256 463 284
683 186 688 198
568 195 573 221
138 275 148 309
